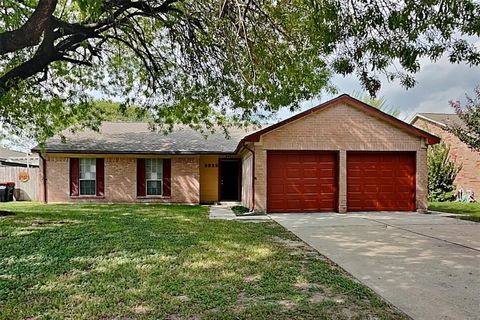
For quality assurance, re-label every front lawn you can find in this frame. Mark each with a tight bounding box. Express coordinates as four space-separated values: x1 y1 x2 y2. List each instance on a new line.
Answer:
429 202 480 222
0 203 405 319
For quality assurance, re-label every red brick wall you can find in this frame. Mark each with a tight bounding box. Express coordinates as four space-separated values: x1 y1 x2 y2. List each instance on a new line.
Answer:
413 118 480 197
45 155 199 203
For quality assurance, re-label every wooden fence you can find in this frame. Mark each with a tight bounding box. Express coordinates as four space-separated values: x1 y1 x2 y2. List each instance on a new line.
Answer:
0 166 39 201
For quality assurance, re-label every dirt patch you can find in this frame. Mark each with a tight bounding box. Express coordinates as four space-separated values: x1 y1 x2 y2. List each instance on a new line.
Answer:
277 300 297 309
272 236 306 248
294 282 321 290
244 274 261 283
133 305 150 315
175 295 190 302
308 292 326 303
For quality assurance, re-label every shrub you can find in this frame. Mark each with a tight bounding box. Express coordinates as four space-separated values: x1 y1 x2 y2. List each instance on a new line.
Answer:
428 142 462 202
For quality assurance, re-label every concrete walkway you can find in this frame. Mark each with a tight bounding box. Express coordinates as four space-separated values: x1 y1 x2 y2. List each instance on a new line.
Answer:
270 212 480 320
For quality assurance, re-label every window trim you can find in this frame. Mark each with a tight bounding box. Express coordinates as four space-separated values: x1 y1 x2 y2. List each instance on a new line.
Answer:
145 158 163 196
79 158 97 196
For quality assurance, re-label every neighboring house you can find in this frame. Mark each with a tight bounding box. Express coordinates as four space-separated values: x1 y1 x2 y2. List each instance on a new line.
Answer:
33 94 439 213
0 147 40 200
0 147 39 167
411 113 480 197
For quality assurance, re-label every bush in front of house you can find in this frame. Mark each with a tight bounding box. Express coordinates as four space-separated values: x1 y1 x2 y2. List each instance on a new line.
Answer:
428 142 462 202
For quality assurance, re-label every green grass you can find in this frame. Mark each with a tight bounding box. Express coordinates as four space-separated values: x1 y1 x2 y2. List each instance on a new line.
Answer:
231 205 250 215
0 203 405 319
429 202 480 222
230 205 266 216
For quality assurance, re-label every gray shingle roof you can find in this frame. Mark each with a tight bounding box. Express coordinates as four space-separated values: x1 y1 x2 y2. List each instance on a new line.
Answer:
35 122 261 154
415 113 464 128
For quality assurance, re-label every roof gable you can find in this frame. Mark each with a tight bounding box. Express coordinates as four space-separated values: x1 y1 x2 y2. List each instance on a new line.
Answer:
241 94 440 145
411 113 464 129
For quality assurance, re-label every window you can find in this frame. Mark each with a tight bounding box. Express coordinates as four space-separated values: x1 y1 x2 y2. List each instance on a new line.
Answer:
79 158 96 195
146 159 163 195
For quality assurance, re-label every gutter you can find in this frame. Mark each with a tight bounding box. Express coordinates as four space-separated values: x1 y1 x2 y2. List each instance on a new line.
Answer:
242 142 255 211
39 153 47 203
30 149 238 155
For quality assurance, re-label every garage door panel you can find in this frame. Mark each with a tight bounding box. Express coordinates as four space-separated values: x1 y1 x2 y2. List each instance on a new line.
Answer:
304 168 318 176
320 168 335 177
286 168 301 178
303 184 320 193
285 199 301 211
347 152 415 211
268 151 338 213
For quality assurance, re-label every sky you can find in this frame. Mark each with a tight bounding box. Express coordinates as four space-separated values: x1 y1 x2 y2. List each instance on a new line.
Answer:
278 54 480 122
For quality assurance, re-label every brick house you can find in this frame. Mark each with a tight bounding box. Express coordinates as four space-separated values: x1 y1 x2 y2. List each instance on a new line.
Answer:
34 94 439 213
411 113 480 198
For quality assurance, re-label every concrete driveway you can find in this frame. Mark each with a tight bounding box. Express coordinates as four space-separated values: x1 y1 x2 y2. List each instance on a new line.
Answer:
270 212 480 320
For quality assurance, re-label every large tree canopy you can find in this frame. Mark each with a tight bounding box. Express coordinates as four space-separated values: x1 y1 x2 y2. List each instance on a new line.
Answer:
1 0 480 144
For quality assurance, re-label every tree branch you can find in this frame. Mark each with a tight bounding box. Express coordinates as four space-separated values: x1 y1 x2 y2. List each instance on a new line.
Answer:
0 0 58 55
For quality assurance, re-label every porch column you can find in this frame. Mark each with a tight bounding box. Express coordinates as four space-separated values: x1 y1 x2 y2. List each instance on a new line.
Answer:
338 150 347 213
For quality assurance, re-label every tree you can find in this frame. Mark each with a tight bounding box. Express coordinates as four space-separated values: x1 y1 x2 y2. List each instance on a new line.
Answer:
1 0 479 144
448 87 480 151
428 142 462 202
96 100 152 121
352 92 401 118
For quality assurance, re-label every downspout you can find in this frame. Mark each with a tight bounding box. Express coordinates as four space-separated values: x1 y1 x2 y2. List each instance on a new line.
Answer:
39 153 47 203
242 142 255 211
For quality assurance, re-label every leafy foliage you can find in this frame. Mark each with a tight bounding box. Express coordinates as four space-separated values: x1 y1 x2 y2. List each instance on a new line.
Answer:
352 92 401 118
1 0 480 144
96 100 152 121
428 142 462 202
448 86 480 151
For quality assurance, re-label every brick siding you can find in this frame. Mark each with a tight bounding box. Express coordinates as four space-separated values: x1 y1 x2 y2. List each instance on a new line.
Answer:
249 102 428 212
45 155 199 203
413 118 480 197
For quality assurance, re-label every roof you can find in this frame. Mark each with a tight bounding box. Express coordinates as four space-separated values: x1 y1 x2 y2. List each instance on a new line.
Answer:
411 113 465 128
34 94 441 155
239 94 441 146
0 147 27 159
0 159 39 167
34 122 261 154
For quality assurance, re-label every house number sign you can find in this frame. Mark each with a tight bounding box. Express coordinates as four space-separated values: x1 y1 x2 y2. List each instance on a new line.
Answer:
19 171 30 182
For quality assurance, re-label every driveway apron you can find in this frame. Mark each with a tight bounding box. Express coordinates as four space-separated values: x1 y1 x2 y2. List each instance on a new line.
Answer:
270 212 480 320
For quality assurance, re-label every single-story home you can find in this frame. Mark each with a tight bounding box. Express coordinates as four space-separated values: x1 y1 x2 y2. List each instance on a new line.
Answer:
411 113 480 197
33 94 440 213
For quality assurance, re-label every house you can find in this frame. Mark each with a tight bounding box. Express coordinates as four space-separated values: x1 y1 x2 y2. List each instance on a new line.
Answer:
411 113 480 197
0 147 39 167
33 94 439 213
0 147 40 201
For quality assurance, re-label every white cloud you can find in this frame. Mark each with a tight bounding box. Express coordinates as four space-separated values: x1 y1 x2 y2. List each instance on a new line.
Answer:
278 54 480 121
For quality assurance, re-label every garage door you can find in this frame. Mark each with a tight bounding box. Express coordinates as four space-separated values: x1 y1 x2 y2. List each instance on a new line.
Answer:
267 151 337 213
347 152 416 211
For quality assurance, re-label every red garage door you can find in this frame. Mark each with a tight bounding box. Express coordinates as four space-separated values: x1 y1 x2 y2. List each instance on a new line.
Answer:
347 152 416 211
267 151 338 213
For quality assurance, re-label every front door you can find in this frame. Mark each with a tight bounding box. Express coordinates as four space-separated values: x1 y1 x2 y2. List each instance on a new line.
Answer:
219 159 241 201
